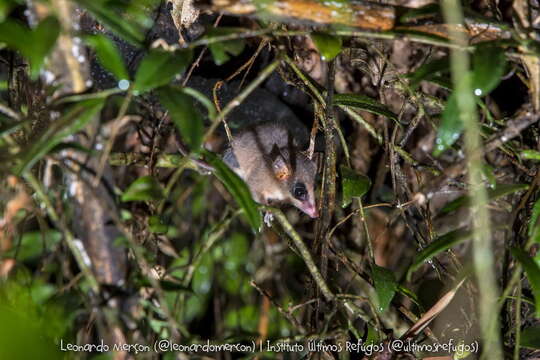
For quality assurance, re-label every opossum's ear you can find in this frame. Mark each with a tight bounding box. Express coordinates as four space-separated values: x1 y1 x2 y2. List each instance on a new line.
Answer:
270 145 291 181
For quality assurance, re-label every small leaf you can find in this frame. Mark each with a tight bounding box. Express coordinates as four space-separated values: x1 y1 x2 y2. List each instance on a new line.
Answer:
511 247 540 318
433 93 462 156
481 164 496 188
205 151 262 231
0 16 60 79
529 198 540 244
0 0 19 22
471 45 506 96
121 176 164 202
521 149 540 161
208 40 245 66
440 183 529 214
364 325 380 345
407 228 472 281
30 16 61 79
521 325 540 349
0 20 30 53
340 165 371 208
84 34 129 81
203 27 246 66
133 49 192 93
148 215 168 234
372 264 397 313
406 56 450 90
433 47 506 156
157 85 203 151
3 230 62 261
311 32 342 61
334 94 398 122
192 253 214 295
14 99 104 174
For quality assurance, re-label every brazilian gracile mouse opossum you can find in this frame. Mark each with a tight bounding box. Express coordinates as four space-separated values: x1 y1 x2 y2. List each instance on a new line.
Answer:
187 78 320 218
223 122 319 218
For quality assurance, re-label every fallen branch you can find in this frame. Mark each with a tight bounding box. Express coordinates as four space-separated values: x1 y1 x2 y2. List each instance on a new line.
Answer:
199 0 511 44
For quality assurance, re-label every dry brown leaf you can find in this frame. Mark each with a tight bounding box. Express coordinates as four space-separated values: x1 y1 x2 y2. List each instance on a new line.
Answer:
401 278 466 339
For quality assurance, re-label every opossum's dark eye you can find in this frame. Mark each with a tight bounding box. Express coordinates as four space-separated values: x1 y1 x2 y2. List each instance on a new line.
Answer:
292 182 308 201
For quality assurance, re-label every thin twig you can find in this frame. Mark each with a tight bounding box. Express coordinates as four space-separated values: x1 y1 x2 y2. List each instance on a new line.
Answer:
266 206 335 302
0 102 20 120
24 172 100 293
93 89 133 187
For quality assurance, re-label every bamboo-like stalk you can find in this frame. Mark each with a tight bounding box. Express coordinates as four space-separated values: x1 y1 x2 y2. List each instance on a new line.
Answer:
24 173 100 293
440 0 502 358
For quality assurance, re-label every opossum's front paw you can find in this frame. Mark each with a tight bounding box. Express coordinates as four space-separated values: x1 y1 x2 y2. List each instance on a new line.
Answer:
263 212 274 227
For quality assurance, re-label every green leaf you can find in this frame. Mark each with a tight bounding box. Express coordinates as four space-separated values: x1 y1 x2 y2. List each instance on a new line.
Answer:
0 278 67 359
208 41 245 66
148 215 168 234
440 183 529 214
511 248 540 318
340 165 371 207
433 47 506 156
334 93 398 122
84 34 129 81
364 324 380 345
481 164 496 188
219 233 250 296
3 230 62 261
157 86 203 151
133 49 192 93
521 325 540 349
14 99 104 174
224 304 259 333
529 198 540 244
0 16 60 79
30 16 61 79
192 253 214 295
471 45 506 96
371 264 397 313
74 0 145 46
0 19 28 52
204 27 246 66
0 0 19 22
521 149 540 161
205 151 262 231
406 56 450 90
433 93 462 156
121 175 164 202
407 228 472 281
311 32 342 61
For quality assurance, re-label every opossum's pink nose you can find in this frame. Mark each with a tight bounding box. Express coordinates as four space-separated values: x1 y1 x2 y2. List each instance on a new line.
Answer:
301 201 319 218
